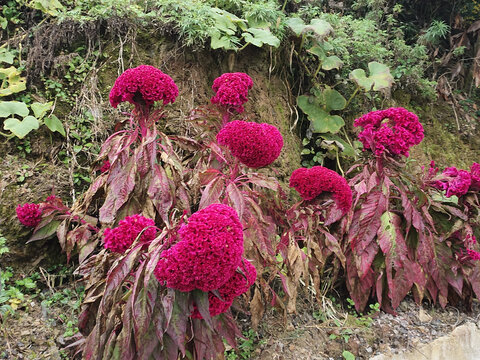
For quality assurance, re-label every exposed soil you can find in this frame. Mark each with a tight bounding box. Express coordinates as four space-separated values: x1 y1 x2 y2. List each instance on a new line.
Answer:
251 298 480 360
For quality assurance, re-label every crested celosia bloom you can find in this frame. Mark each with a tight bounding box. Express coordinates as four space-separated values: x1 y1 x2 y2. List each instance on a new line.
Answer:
191 259 257 318
211 72 253 113
216 120 283 168
354 107 424 157
103 214 157 253
289 166 352 214
109 65 179 109
470 163 480 191
16 203 42 228
431 166 472 198
467 249 480 261
154 204 244 292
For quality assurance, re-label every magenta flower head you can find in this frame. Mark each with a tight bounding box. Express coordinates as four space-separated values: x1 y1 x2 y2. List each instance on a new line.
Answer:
217 120 283 168
154 204 244 292
109 65 179 109
211 72 253 113
289 166 352 214
431 166 472 198
103 214 157 253
354 107 424 157
191 259 257 318
470 163 480 191
16 203 42 228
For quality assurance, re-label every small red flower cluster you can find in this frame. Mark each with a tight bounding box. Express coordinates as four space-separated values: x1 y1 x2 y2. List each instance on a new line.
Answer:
354 107 424 157
16 203 42 228
217 120 283 168
109 65 179 109
211 73 253 113
289 166 352 214
431 163 480 198
103 214 157 253
191 259 257 318
154 204 244 292
100 160 111 173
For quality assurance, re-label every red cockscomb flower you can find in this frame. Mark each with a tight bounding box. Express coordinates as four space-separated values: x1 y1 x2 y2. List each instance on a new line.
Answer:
354 107 424 157
289 166 352 214
431 166 472 198
109 65 178 109
216 120 283 168
154 204 244 292
16 203 42 228
211 73 253 113
103 214 157 253
191 259 257 318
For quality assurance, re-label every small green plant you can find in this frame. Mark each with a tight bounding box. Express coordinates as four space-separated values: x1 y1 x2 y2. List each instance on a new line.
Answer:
342 350 355 360
225 329 259 360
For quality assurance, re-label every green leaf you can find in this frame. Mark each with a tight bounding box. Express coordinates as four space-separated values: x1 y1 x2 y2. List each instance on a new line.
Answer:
307 19 333 38
210 30 238 50
31 102 53 119
0 67 26 96
0 101 29 117
297 95 344 133
0 16 7 30
0 49 14 64
27 220 61 243
244 28 280 48
44 114 65 136
286 17 306 36
349 61 394 91
3 116 39 139
323 88 346 112
322 56 343 70
342 350 355 360
28 0 65 16
307 45 326 60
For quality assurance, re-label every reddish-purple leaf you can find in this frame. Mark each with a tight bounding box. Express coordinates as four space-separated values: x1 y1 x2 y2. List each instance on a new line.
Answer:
199 176 225 210
226 182 245 219
148 164 174 224
99 156 137 224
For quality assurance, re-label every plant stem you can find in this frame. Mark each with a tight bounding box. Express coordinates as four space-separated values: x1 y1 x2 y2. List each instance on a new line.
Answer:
345 86 361 108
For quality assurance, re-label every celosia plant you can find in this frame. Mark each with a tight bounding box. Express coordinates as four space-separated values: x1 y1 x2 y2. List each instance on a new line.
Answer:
211 72 253 114
289 166 352 214
16 203 42 228
109 65 179 109
154 204 244 292
103 214 157 253
216 120 283 168
354 107 424 157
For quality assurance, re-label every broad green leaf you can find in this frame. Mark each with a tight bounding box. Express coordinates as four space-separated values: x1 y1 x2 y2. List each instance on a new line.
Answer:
44 114 65 136
368 61 394 90
31 102 53 119
210 8 246 34
0 101 29 117
29 0 65 16
342 350 355 360
297 95 344 133
307 45 326 60
0 49 14 64
286 17 306 36
322 55 343 70
379 211 396 254
307 19 333 38
349 69 374 91
244 28 280 48
4 116 39 139
323 88 346 112
0 67 26 96
349 61 394 91
210 32 238 50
